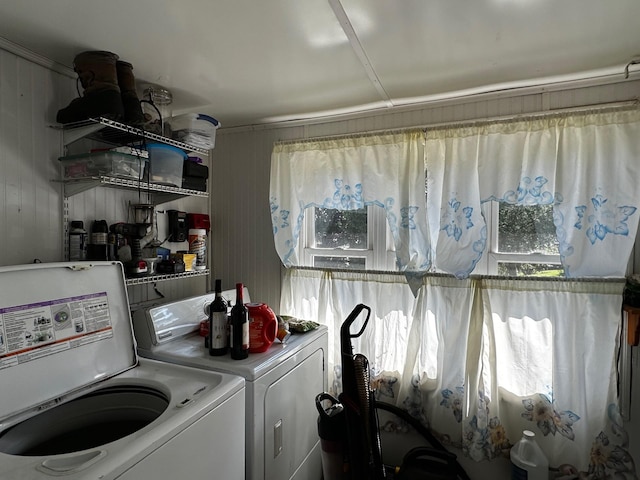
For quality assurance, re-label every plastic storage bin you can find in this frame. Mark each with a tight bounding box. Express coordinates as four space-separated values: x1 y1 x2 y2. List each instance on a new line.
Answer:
170 113 220 150
146 143 187 187
59 151 147 180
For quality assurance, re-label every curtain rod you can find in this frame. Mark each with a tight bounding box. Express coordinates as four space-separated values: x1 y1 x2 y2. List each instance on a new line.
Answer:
421 99 639 133
275 127 424 145
290 266 626 283
276 99 639 145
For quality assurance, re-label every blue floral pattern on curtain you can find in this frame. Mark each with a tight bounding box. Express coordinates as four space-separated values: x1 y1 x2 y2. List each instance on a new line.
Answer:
369 368 635 478
426 109 640 278
575 194 637 244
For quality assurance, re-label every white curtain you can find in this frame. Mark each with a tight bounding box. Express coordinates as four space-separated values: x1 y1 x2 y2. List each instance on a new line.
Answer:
426 108 640 277
274 108 640 478
468 279 626 472
272 110 640 279
280 268 416 394
270 131 429 274
282 269 635 477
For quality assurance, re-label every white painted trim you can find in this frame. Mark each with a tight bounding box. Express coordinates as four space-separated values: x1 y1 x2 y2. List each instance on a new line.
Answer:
221 68 640 133
0 36 74 78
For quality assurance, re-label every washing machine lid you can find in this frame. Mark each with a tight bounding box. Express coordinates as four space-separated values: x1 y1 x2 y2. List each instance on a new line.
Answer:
0 262 137 422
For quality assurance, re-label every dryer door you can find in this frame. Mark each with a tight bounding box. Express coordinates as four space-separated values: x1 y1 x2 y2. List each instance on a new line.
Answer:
264 348 324 480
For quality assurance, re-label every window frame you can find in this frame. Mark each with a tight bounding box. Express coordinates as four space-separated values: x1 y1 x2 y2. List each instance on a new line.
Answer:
483 201 562 276
299 201 563 276
300 205 397 271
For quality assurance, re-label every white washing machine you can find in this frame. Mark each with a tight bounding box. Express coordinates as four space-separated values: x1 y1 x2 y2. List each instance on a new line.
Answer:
132 291 328 480
0 262 246 480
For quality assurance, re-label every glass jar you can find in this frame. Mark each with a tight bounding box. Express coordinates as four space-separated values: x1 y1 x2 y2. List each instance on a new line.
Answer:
141 85 173 137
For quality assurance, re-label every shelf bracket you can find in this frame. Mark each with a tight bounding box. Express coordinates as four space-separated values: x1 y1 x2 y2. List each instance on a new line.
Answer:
62 123 105 147
63 179 102 197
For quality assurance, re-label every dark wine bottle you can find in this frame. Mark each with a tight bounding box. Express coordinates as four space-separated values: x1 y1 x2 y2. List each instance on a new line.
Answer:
208 279 228 356
230 282 249 360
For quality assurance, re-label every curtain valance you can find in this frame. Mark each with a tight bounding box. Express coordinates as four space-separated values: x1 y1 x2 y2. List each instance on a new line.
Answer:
271 108 640 280
426 108 640 277
270 130 429 274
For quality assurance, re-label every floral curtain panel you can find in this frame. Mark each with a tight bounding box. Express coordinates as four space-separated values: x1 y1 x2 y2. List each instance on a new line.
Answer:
280 268 417 395
272 109 640 279
426 108 640 277
469 278 629 475
269 131 429 274
414 277 631 476
281 269 635 477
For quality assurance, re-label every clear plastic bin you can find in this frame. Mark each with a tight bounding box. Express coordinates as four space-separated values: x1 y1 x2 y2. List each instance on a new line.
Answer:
146 143 187 187
59 151 147 180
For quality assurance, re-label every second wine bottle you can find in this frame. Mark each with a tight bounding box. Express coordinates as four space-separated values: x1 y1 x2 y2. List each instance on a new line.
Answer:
230 282 249 360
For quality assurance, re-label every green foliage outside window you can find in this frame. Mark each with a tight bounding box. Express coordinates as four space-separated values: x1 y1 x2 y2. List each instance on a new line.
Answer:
498 203 558 255
314 208 367 249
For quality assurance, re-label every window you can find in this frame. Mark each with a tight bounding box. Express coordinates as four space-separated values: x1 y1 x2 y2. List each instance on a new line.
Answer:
300 201 562 277
482 202 562 276
300 206 397 271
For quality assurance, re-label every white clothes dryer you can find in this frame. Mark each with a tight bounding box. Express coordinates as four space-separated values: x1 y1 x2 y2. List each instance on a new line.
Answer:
0 262 246 480
132 291 328 480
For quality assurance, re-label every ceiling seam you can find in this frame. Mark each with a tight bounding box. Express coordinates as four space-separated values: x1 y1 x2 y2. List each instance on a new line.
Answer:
327 0 393 107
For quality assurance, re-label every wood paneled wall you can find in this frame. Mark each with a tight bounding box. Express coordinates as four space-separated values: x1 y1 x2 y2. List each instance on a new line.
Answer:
0 47 72 265
0 44 209 307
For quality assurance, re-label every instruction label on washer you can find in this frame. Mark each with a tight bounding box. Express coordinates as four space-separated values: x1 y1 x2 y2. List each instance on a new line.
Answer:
0 291 113 369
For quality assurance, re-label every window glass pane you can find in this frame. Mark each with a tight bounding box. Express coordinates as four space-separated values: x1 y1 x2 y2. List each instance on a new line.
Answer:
314 208 367 249
497 204 558 255
497 262 564 277
312 256 366 270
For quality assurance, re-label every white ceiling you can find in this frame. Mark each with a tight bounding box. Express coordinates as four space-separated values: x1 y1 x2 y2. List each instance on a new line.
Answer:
0 0 639 128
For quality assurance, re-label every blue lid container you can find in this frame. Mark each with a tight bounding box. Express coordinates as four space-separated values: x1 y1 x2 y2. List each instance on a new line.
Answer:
146 143 187 187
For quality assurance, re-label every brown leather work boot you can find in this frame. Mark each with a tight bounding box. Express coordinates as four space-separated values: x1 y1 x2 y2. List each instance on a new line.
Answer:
116 60 145 126
56 51 124 124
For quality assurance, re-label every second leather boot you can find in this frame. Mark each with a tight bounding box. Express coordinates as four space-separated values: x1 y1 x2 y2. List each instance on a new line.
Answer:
116 60 145 126
56 51 124 124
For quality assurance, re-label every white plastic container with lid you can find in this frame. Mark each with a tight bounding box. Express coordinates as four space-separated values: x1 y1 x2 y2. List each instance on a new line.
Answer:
171 113 220 150
510 430 549 480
